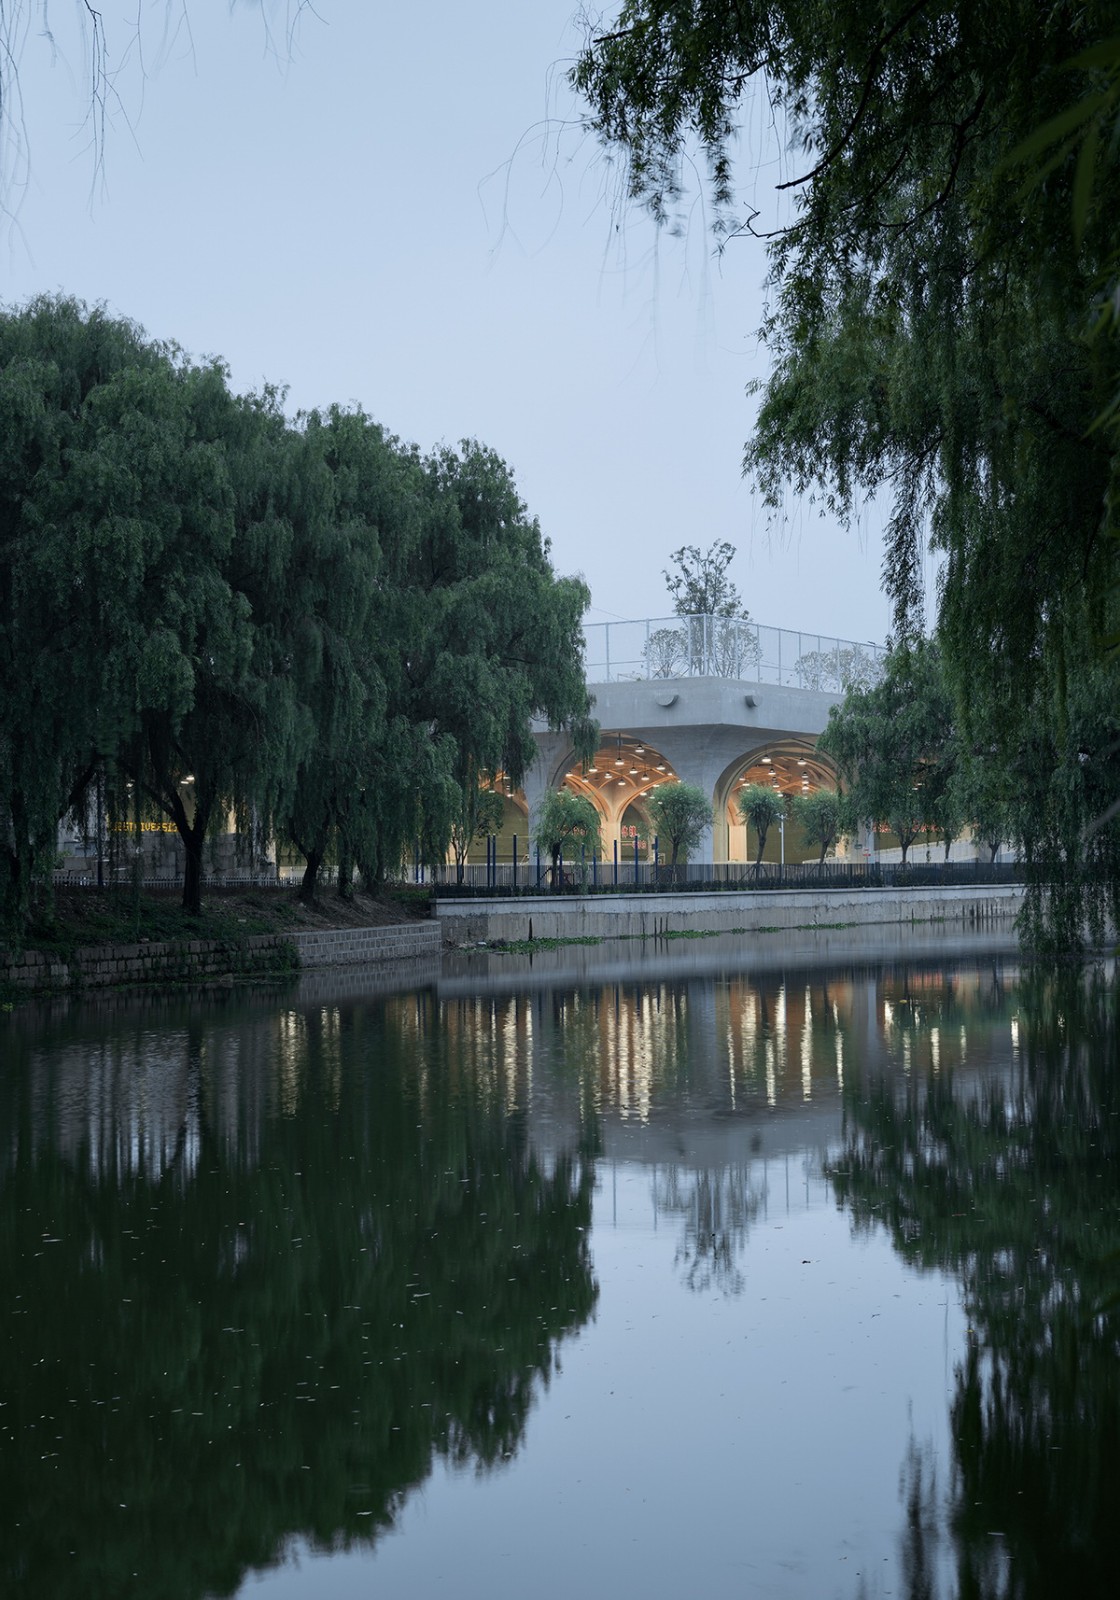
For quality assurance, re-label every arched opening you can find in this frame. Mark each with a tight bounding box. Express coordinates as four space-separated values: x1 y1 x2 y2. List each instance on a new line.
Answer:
718 742 841 865
560 732 677 862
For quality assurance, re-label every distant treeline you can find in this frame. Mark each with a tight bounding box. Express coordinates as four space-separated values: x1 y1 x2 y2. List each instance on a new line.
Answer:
0 297 595 928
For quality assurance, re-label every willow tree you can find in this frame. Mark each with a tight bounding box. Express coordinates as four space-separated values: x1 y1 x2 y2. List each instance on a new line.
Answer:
378 440 596 880
108 367 315 915
0 297 171 934
281 434 596 894
273 407 415 902
574 1 1120 945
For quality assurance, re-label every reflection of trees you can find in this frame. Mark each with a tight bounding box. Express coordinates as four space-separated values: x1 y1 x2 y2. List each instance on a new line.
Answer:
832 972 1120 1599
653 1162 765 1295
0 999 598 1600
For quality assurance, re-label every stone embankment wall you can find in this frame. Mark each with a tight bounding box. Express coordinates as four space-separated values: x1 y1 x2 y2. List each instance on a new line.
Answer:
292 924 439 968
435 885 1026 945
2 923 440 995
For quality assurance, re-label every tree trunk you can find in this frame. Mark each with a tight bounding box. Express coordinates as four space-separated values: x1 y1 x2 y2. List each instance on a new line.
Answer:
182 833 204 916
336 840 354 901
2 847 24 937
299 847 324 904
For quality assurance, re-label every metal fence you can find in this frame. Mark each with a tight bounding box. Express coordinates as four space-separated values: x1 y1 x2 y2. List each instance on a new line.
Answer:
429 859 1027 896
53 871 301 892
54 859 1026 898
581 614 886 690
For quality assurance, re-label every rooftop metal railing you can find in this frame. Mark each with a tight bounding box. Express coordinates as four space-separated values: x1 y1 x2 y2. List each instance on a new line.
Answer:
582 615 886 691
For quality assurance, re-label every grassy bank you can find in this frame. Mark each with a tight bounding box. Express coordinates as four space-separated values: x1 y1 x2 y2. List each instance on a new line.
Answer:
6 884 432 964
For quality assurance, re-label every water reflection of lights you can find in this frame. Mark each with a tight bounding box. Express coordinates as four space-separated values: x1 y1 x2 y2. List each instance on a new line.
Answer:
607 991 656 1123
800 993 813 1102
278 1011 308 1118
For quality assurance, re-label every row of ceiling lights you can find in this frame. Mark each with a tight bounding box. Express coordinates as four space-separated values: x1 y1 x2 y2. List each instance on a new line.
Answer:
741 754 813 794
587 737 675 788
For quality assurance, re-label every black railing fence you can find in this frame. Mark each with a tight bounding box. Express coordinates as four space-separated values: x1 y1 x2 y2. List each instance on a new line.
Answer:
429 858 1025 897
54 859 1025 898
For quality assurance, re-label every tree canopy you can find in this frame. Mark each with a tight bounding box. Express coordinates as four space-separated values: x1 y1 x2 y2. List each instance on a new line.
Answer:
664 540 745 618
644 780 711 874
737 783 784 871
532 789 602 885
791 789 846 867
818 640 957 865
0 296 593 931
574 1 1120 943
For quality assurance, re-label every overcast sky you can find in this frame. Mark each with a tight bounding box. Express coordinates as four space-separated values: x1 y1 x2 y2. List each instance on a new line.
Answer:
0 1 908 645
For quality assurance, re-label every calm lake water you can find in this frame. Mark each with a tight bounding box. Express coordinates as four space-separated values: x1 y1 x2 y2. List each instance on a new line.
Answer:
2 928 1117 1600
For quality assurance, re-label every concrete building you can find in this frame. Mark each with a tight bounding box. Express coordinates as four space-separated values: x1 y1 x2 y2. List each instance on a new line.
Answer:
494 614 885 869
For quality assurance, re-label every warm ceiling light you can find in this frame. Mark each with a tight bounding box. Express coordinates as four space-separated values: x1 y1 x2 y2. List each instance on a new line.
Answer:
629 767 639 775
761 756 772 765
615 758 625 767
656 763 666 771
618 778 628 786
635 745 645 754
588 765 599 774
797 758 807 767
